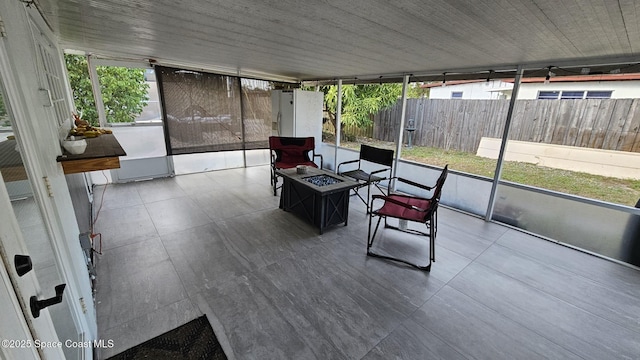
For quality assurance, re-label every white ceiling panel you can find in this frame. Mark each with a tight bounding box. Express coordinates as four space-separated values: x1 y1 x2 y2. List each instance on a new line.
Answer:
33 0 640 82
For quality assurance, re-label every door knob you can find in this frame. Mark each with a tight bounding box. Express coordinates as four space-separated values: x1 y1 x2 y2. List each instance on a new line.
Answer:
30 284 66 318
14 255 33 276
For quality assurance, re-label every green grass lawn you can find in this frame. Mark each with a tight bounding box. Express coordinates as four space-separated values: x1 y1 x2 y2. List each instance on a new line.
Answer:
336 139 640 207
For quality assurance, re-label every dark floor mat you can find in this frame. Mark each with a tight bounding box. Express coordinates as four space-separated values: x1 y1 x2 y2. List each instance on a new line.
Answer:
107 315 227 360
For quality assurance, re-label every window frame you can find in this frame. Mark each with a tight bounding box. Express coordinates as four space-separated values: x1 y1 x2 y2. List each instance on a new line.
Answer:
537 90 560 100
560 91 585 99
585 90 613 99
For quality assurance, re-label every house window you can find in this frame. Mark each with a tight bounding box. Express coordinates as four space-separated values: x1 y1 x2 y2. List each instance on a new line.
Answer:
451 91 463 99
560 91 585 99
585 91 613 99
537 90 610 100
537 91 560 99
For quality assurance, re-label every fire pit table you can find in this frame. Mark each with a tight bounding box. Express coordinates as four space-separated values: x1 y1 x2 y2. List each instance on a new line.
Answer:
276 167 359 234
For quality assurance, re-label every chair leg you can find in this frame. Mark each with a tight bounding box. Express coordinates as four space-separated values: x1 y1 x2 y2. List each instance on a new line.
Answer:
430 213 436 263
367 251 431 272
271 168 278 196
367 213 373 249
351 184 369 211
365 183 372 214
366 215 433 272
367 214 382 250
434 210 438 238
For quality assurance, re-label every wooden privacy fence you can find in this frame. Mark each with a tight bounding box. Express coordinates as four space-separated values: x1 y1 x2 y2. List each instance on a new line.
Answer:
373 98 640 153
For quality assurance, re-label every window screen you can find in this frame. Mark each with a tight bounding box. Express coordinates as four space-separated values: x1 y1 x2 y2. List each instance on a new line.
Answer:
560 91 584 99
156 66 289 155
537 91 560 99
586 91 613 99
157 66 242 154
241 78 275 150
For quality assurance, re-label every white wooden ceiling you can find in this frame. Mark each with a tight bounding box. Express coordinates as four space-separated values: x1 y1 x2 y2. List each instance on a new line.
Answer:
35 0 640 82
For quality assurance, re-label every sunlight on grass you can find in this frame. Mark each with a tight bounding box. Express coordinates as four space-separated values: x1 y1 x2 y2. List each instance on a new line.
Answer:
338 140 640 207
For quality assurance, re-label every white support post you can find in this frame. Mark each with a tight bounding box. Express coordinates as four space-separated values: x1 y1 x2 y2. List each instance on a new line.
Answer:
86 54 107 127
334 79 342 173
485 65 524 221
391 74 410 190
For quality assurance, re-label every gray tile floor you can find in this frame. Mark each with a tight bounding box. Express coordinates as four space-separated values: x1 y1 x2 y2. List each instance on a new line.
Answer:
93 165 640 359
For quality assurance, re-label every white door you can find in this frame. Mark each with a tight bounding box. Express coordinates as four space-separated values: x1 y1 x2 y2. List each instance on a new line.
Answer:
0 64 84 359
0 171 66 360
274 90 295 137
1 3 98 350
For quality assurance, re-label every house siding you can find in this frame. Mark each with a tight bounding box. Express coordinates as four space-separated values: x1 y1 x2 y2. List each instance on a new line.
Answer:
429 79 640 100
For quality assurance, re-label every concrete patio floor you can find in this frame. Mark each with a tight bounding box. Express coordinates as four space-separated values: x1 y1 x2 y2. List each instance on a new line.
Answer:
93 165 640 359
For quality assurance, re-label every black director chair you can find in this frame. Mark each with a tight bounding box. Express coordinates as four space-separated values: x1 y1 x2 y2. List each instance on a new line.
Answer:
337 144 394 213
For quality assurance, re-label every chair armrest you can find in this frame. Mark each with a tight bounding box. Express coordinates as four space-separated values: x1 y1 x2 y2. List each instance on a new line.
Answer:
396 177 434 191
367 167 391 181
337 159 359 173
313 152 323 169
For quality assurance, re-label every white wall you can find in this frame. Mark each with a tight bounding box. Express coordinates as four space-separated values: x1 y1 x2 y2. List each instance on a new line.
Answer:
429 80 640 100
517 81 640 99
429 80 512 99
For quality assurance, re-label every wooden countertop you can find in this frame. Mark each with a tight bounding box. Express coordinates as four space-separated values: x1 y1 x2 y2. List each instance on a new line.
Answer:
56 134 126 174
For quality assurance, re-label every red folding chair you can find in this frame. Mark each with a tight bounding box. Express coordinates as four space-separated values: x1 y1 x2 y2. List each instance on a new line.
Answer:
269 136 323 195
367 165 448 271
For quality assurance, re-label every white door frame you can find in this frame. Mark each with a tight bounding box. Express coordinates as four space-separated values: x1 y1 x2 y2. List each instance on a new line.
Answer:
0 0 96 353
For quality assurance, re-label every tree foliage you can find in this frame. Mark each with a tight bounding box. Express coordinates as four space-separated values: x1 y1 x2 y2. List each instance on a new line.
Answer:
407 83 430 99
0 94 7 126
317 83 429 132
321 84 402 129
65 54 149 126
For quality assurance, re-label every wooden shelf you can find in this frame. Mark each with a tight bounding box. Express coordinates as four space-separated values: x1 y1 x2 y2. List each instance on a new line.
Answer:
56 134 126 174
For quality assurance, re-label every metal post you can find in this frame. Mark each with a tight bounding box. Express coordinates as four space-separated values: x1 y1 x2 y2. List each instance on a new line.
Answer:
485 65 524 221
406 118 416 148
334 79 342 173
238 78 247 168
86 54 107 127
391 74 410 190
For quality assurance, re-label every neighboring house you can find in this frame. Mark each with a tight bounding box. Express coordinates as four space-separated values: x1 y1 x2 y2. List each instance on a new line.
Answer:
423 73 640 100
427 79 512 99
